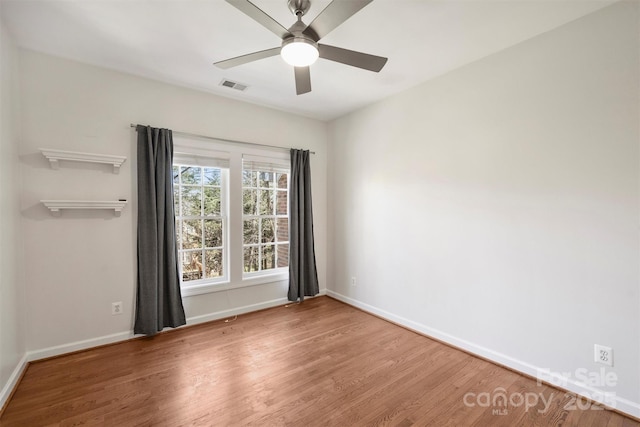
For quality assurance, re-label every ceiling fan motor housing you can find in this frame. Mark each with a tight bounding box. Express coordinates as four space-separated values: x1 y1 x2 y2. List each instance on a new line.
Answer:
287 0 311 17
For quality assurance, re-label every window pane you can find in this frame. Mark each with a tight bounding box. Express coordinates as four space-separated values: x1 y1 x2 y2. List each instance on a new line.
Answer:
174 161 228 285
243 189 257 215
243 170 256 187
277 244 289 268
243 219 259 245
182 187 202 216
173 187 180 216
244 246 259 273
180 166 201 184
261 245 275 270
204 249 223 278
204 168 221 185
276 218 288 242
277 173 288 189
259 190 275 215
182 220 202 249
173 166 180 184
175 219 182 249
204 219 222 248
276 190 287 215
204 187 221 215
182 251 203 282
262 218 274 243
259 171 275 188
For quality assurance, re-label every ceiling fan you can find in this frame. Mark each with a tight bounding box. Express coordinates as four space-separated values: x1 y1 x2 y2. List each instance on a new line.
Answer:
214 0 388 95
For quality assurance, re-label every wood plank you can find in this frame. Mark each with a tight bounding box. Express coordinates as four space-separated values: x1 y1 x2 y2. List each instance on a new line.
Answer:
0 296 637 426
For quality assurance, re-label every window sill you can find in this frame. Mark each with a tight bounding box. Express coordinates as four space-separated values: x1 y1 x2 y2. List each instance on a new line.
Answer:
242 270 288 286
181 271 288 297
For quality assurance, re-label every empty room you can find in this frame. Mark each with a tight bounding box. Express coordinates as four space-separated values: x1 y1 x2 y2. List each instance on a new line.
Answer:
0 0 639 425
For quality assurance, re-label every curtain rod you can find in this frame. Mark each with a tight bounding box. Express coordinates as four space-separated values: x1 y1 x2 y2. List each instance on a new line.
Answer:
130 124 315 155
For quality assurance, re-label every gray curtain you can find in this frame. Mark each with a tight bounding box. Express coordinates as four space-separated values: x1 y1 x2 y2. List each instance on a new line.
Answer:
288 149 319 301
134 125 186 335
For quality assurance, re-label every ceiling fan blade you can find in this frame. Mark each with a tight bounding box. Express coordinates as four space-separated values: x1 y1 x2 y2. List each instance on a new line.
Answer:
214 47 281 69
303 0 373 41
294 66 312 95
318 44 387 72
226 0 291 39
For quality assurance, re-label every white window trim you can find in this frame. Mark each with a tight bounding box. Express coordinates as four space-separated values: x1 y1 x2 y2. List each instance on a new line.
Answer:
241 164 290 278
174 163 229 290
173 135 290 297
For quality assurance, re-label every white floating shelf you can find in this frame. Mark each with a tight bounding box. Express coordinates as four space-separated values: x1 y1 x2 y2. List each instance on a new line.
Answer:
40 148 127 174
41 200 128 217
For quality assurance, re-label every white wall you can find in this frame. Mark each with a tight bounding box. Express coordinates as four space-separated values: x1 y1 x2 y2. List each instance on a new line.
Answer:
328 1 639 417
0 21 27 409
18 50 327 356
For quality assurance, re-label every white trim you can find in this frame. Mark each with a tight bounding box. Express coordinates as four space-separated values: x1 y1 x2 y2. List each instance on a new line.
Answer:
0 353 28 412
172 133 290 158
186 297 289 325
40 148 126 174
242 153 289 171
41 200 128 217
24 298 292 362
174 152 230 168
182 272 288 297
326 290 640 419
27 331 134 361
242 269 288 283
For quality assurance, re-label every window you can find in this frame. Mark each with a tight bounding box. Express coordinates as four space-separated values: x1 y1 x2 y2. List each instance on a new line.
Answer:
173 164 227 285
171 138 290 295
242 166 289 275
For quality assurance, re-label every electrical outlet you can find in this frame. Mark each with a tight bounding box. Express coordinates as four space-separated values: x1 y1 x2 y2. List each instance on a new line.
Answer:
111 301 123 315
594 344 613 366
351 277 357 287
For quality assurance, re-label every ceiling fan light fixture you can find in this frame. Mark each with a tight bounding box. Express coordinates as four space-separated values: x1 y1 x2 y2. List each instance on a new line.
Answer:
281 37 319 67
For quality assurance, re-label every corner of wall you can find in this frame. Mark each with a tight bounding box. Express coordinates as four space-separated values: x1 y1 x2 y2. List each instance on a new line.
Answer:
0 20 28 414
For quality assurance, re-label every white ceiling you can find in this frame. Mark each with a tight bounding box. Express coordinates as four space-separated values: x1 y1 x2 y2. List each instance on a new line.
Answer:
0 0 616 121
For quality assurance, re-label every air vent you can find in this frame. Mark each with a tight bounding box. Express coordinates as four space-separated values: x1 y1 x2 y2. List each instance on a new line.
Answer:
220 79 248 91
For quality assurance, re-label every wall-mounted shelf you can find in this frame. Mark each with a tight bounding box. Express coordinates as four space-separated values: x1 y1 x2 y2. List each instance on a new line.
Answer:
41 200 128 217
40 148 127 174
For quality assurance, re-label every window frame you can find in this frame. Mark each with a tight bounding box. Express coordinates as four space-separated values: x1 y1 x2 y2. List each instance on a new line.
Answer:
172 137 290 297
242 168 290 278
173 162 230 291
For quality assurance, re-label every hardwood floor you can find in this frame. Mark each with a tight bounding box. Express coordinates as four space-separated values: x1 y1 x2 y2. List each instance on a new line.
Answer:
1 296 637 426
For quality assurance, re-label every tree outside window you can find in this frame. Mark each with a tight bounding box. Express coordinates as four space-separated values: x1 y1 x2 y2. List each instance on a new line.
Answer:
242 168 289 274
173 165 225 283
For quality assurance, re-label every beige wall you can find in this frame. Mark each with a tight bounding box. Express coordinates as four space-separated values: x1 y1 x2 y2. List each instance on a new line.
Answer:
17 50 328 355
0 21 26 409
328 1 639 416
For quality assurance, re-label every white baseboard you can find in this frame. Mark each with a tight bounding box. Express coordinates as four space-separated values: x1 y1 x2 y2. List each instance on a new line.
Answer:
326 290 640 420
27 331 134 362
0 353 28 413
186 292 326 325
186 297 289 325
26 297 294 362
